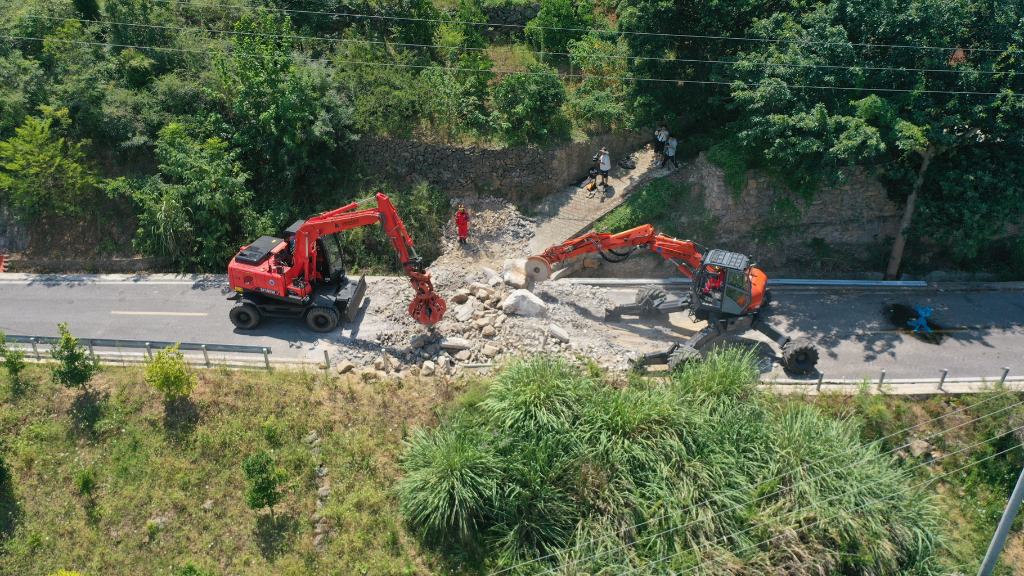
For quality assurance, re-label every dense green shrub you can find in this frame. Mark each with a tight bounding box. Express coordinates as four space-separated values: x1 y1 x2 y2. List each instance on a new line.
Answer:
491 63 568 144
50 323 97 390
144 343 198 402
399 350 943 573
0 108 99 221
525 0 595 55
241 450 287 515
0 332 26 383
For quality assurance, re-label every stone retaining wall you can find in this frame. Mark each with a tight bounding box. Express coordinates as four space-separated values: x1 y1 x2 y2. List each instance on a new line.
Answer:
694 152 902 251
353 131 649 200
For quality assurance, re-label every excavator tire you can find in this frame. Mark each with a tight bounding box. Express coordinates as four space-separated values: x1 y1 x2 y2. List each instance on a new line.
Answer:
782 338 818 374
229 303 261 330
667 346 700 372
635 285 668 317
762 289 773 308
306 307 340 333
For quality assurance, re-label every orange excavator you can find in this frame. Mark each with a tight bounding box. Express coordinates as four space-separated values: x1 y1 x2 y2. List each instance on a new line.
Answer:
526 224 818 373
227 193 446 332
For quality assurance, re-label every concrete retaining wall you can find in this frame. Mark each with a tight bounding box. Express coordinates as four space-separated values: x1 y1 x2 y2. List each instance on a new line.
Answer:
353 131 649 200
694 152 902 250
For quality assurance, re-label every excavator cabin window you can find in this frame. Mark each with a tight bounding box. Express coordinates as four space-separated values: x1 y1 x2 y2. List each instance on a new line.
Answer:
316 234 346 282
722 271 751 314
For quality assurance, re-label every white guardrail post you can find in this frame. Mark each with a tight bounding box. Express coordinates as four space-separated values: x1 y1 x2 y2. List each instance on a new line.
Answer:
938 369 949 392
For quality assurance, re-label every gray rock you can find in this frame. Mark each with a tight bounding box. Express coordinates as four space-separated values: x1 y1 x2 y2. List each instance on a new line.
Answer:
454 303 475 322
318 486 331 499
503 259 530 289
335 360 356 375
909 439 932 458
304 431 319 445
549 324 570 343
315 466 329 478
455 349 472 361
440 337 473 350
421 360 436 377
202 499 213 511
451 288 472 304
502 289 547 317
482 325 497 337
482 343 501 357
410 335 428 349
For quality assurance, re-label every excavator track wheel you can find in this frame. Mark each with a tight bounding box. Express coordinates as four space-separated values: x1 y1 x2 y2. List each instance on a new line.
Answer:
782 338 819 374
229 303 261 330
667 346 700 372
306 307 340 333
763 289 773 308
635 285 668 317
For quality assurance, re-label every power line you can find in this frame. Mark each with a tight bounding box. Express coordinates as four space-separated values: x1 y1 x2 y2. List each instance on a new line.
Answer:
2 12 1011 77
4 34 1022 97
524 397 1024 576
489 390 1023 576
149 0 1020 55
613 425 1023 576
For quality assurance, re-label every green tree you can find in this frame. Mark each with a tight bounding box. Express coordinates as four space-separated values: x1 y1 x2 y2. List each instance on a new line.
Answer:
107 123 271 271
241 450 287 516
0 108 98 221
526 0 595 56
220 13 353 205
0 332 27 384
144 344 198 402
50 323 97 391
491 63 569 144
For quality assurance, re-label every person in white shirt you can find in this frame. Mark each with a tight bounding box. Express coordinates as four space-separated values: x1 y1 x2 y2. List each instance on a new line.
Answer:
654 125 667 166
664 133 678 171
598 147 611 187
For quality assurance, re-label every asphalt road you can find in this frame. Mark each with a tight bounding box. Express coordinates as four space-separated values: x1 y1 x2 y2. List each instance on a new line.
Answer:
603 287 1024 380
1 274 1022 379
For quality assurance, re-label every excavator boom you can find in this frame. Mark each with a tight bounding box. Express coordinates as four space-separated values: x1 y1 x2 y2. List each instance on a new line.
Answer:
526 224 704 281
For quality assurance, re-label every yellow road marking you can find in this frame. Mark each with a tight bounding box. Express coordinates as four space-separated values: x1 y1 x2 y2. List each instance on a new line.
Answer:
111 311 208 316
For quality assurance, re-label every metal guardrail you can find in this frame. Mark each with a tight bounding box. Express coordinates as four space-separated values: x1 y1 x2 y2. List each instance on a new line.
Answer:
2 335 273 369
570 278 929 287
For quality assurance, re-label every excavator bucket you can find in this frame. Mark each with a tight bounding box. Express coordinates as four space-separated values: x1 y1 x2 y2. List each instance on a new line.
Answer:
524 257 551 282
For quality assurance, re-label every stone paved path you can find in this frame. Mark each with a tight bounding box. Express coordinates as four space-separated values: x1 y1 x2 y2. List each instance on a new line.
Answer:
528 145 664 253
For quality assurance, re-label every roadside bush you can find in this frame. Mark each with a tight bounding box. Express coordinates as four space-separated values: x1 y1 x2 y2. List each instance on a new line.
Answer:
399 350 942 573
144 343 198 402
241 450 287 516
0 331 26 383
593 179 678 234
50 323 97 390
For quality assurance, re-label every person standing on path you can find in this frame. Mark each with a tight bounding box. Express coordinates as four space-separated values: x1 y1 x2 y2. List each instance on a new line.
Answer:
455 204 470 245
664 133 678 171
654 125 668 167
598 147 611 189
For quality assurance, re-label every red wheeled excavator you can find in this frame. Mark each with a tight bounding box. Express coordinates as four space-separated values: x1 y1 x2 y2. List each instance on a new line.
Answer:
525 224 818 373
227 193 446 332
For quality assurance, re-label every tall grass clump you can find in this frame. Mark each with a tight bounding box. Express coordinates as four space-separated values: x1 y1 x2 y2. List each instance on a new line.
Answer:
399 350 944 575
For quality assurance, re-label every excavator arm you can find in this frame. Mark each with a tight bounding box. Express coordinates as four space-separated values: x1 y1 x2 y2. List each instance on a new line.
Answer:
290 193 446 325
525 224 704 281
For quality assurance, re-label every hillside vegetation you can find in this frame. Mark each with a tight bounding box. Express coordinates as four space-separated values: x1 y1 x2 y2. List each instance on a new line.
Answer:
2 350 1021 575
1 0 1022 273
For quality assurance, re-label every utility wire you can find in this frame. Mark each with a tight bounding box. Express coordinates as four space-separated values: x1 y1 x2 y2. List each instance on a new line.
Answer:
523 397 1024 576
488 389 1023 576
2 12 1012 76
149 0 1021 54
613 425 1023 576
4 34 1023 96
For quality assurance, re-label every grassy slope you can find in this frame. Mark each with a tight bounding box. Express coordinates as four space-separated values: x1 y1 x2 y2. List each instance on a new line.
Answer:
1 362 1022 575
0 364 453 575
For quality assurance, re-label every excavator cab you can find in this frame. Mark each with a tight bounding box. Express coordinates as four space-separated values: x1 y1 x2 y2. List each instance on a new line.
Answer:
693 250 751 316
315 234 346 283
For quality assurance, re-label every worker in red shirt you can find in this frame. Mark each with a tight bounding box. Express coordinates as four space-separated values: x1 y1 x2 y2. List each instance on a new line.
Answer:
455 205 470 245
704 266 725 293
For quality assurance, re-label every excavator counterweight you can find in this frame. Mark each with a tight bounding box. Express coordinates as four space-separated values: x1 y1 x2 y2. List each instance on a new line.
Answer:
226 193 446 332
529 224 818 374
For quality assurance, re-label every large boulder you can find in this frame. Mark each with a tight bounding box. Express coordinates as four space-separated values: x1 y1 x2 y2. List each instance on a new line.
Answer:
502 289 547 317
503 259 530 289
549 324 570 343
